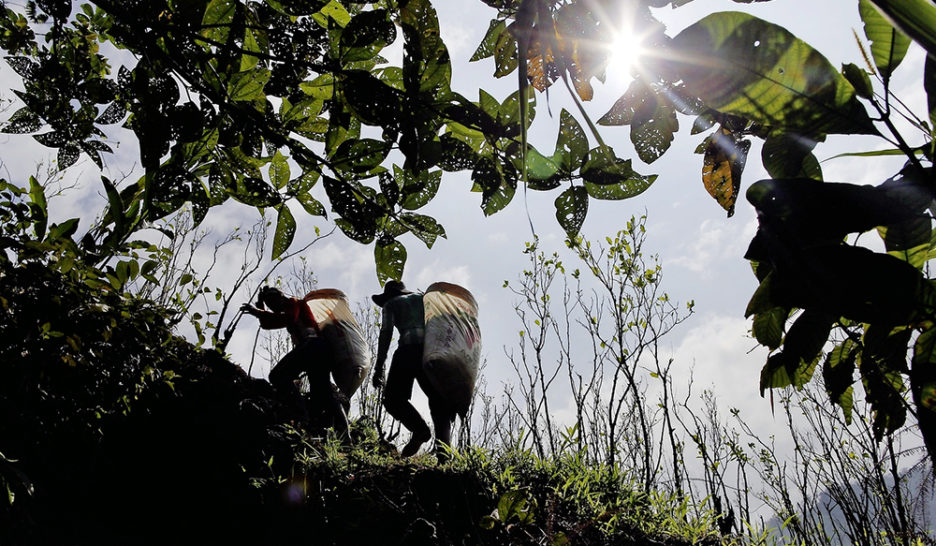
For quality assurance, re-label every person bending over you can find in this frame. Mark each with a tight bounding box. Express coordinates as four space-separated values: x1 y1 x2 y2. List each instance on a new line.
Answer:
241 286 349 437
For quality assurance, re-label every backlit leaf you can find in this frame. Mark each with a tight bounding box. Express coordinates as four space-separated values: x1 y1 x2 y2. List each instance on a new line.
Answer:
555 109 588 173
272 204 296 260
270 150 290 190
330 138 389 173
667 12 876 136
1 107 41 134
554 185 587 237
912 328 936 428
759 309 834 394
472 19 507 62
28 176 47 240
582 146 655 200
869 0 936 59
398 168 440 211
375 238 406 284
752 306 788 350
761 132 821 180
201 0 236 44
860 0 912 80
229 176 282 207
823 339 857 423
926 55 936 129
296 192 326 217
401 212 445 248
702 127 751 217
228 68 270 102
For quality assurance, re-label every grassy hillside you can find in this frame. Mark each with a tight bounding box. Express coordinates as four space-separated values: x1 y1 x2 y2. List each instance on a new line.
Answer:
0 258 721 545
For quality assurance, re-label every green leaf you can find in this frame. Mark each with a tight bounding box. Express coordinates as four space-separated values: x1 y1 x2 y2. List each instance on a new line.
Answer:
239 26 262 71
201 0 236 44
229 177 282 207
1 107 42 134
471 19 507 62
100 175 126 232
228 68 270 102
272 204 296 260
28 176 47 240
841 63 874 100
375 238 406 284
554 186 588 237
519 146 559 181
878 217 932 268
323 176 378 243
631 99 678 165
400 212 446 248
492 20 519 78
46 218 79 242
759 309 834 395
823 339 857 424
860 326 909 439
926 55 936 130
472 156 513 215
911 327 936 426
581 146 656 200
398 167 441 210
745 271 779 317
340 70 402 127
341 9 395 62
270 150 290 190
496 490 534 524
667 12 877 136
116 260 130 286
752 306 788 350
555 109 588 173
869 0 936 59
598 80 678 164
330 138 390 173
379 171 400 207
438 134 481 172
300 74 335 100
761 132 821 180
860 0 912 80
314 0 351 27
401 0 451 94
598 80 651 127
295 192 327 217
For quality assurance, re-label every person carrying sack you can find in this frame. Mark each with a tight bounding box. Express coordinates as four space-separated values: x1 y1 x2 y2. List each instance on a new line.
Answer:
241 286 349 437
371 280 439 457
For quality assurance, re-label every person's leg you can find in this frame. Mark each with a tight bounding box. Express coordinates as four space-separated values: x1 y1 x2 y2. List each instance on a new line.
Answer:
422 373 456 459
269 346 308 419
383 345 431 456
303 338 350 439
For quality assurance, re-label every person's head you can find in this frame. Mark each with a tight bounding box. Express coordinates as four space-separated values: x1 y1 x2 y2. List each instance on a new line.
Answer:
257 286 289 312
371 280 412 308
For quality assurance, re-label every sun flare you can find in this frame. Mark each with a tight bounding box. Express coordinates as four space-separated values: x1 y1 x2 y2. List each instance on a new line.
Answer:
607 31 644 76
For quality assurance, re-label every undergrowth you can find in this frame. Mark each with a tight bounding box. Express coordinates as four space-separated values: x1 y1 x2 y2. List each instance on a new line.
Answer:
0 253 725 545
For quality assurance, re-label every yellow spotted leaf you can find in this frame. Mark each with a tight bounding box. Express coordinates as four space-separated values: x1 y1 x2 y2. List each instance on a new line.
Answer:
701 127 751 217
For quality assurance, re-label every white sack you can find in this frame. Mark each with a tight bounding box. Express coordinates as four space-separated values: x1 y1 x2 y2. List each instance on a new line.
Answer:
304 289 371 398
422 282 481 417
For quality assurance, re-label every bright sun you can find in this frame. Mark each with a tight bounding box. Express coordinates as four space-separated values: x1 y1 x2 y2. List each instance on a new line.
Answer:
607 32 644 75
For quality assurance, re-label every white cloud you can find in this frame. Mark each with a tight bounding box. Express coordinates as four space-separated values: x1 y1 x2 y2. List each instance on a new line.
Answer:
412 261 472 291
669 312 792 447
669 217 757 277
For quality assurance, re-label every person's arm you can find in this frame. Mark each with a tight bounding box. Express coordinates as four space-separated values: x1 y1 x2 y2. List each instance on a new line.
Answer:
372 305 395 388
240 303 288 329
